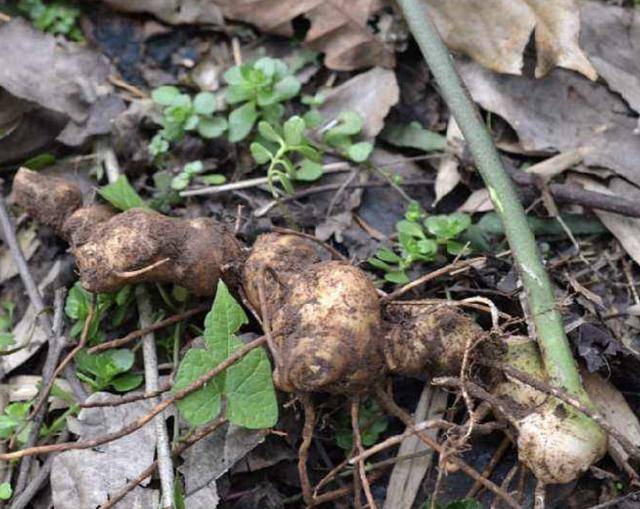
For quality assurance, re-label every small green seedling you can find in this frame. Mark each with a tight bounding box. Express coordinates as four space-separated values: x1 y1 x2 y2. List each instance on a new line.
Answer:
323 111 373 163
174 280 277 429
149 86 227 157
75 349 142 392
0 482 11 501
0 402 31 445
18 0 83 41
250 116 324 197
170 160 226 191
65 282 134 345
335 399 388 452
98 175 146 211
0 300 16 351
301 92 325 128
369 202 471 284
224 57 301 142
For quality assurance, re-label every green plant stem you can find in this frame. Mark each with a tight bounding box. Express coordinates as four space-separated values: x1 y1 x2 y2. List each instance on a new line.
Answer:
395 0 587 401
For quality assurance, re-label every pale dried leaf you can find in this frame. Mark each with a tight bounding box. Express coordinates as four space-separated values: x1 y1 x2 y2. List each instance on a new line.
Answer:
51 393 158 509
179 422 265 508
6 375 72 410
581 1 640 115
582 369 640 472
318 67 399 139
458 60 640 187
219 0 394 70
384 386 447 509
101 0 223 24
434 117 462 204
458 188 494 213
0 260 67 375
0 19 125 146
424 0 596 79
0 227 40 284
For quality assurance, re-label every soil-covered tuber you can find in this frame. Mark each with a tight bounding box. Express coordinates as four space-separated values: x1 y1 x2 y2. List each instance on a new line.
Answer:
11 168 243 296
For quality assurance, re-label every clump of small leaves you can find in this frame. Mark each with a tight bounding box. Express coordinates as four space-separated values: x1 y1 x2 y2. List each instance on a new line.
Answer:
369 202 471 284
323 111 373 163
224 57 301 142
17 0 83 41
65 282 134 344
250 116 324 197
149 86 227 158
174 280 277 429
170 160 226 191
75 348 142 392
335 399 388 452
0 300 16 351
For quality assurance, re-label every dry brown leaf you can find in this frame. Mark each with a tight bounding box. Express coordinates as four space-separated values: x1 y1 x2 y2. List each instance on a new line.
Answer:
458 60 640 188
218 0 395 70
434 117 462 204
458 188 494 213
425 0 596 79
318 67 399 139
101 0 223 25
576 176 640 267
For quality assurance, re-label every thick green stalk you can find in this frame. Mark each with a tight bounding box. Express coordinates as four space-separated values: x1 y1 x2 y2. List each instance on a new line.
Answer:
396 0 586 400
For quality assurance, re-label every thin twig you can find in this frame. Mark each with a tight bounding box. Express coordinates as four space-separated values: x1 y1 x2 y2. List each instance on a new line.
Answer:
14 290 67 495
0 336 267 461
467 435 511 498
80 383 171 408
351 398 377 509
136 286 174 508
375 387 522 509
28 298 95 420
384 257 485 301
299 394 316 507
88 304 209 354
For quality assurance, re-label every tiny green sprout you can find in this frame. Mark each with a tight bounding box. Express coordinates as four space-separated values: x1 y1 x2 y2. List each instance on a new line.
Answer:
18 0 84 41
75 348 142 392
250 116 323 197
0 300 16 351
368 203 472 284
65 282 135 345
224 57 301 142
149 86 227 158
323 111 373 163
171 160 227 191
0 402 32 446
335 399 388 452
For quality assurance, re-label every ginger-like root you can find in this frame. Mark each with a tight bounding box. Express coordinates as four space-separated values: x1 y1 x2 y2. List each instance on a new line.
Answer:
11 168 244 296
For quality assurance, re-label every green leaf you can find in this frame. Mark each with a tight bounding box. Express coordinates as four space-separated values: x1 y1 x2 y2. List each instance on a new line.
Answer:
201 174 227 185
149 134 169 157
424 213 471 241
183 160 204 175
384 271 410 284
98 175 146 211
0 482 12 500
283 116 305 146
375 247 402 263
294 160 323 182
152 86 181 106
111 372 143 392
271 75 301 103
250 142 272 165
257 121 283 144
381 121 447 153
23 153 55 170
204 280 248 354
368 257 393 272
197 116 227 139
324 111 364 144
303 109 324 128
226 347 278 428
396 220 425 239
174 348 222 426
184 114 200 131
295 144 322 162
347 142 373 162
170 174 190 191
108 349 135 373
65 282 90 321
405 201 424 222
193 92 216 115
228 102 258 142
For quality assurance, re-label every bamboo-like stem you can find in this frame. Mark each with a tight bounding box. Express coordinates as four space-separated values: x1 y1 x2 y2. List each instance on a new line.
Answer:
395 0 589 402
